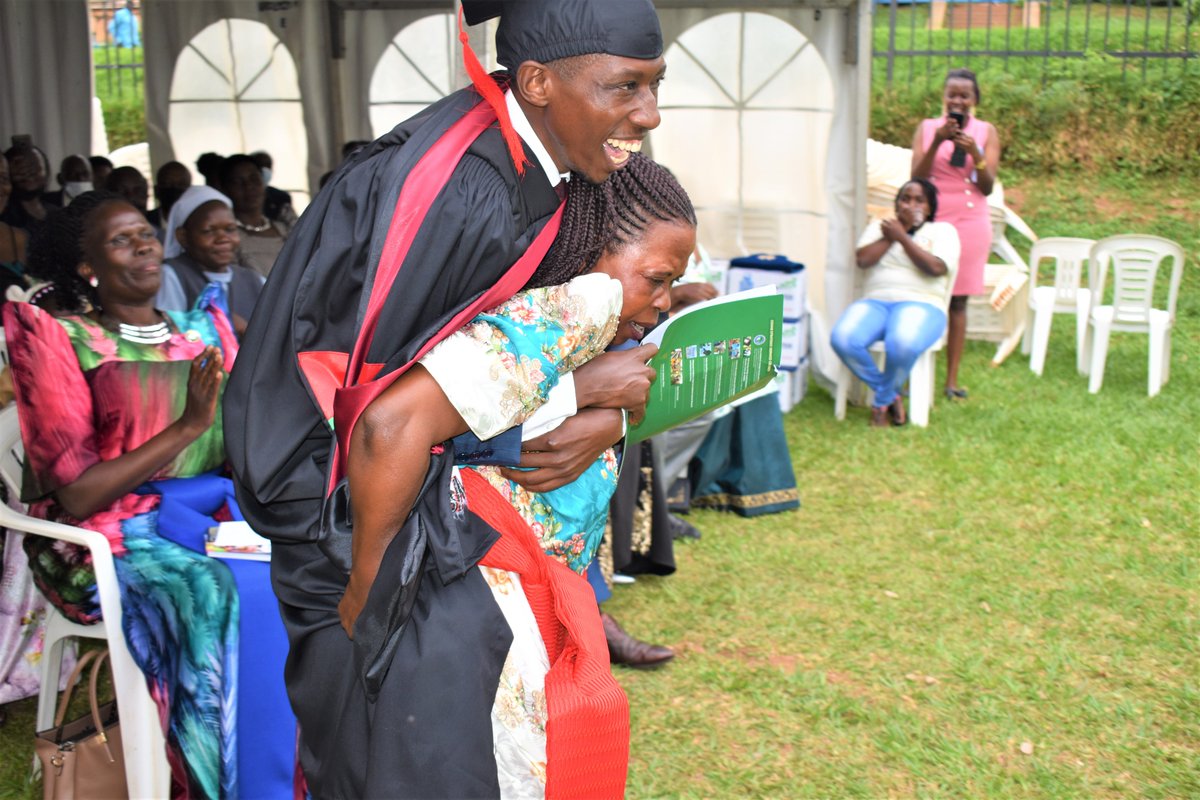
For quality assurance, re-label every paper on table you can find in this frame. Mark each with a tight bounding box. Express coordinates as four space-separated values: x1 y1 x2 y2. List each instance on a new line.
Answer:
206 520 272 561
627 286 784 444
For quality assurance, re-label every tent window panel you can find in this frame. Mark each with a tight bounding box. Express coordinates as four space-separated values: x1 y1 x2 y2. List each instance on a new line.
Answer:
741 13 811 101
694 209 742 258
238 45 302 102
370 48 447 105
658 44 736 108
662 48 734 108
651 108 738 210
742 110 832 213
168 19 309 204
369 14 454 134
779 213 827 288
370 104 430 139
655 10 837 267
748 77 830 111
236 102 308 198
182 23 238 90
168 103 247 158
672 15 741 101
747 46 835 110
170 47 239 101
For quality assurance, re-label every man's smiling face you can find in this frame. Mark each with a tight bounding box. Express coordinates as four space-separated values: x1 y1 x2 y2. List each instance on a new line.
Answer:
538 53 666 184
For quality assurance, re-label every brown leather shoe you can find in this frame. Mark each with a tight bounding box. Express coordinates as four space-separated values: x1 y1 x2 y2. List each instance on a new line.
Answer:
889 396 907 426
601 612 674 669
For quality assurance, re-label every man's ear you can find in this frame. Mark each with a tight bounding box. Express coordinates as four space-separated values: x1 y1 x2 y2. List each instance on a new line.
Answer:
514 61 553 109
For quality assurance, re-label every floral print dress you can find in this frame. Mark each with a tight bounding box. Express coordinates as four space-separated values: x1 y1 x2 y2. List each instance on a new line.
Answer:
4 294 249 798
420 271 622 797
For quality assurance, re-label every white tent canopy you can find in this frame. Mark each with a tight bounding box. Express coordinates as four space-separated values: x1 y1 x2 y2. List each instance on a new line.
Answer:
1 0 872 382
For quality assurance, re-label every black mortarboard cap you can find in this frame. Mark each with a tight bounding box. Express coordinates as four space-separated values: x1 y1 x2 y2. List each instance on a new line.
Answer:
462 0 663 69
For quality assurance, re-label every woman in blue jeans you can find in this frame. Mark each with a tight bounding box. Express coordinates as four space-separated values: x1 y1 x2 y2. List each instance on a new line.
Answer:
832 179 960 426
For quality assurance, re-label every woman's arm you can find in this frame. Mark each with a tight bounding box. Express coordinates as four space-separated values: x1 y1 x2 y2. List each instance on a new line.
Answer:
54 348 225 519
5 303 227 519
339 365 468 637
911 118 956 180
856 236 891 268
950 121 1000 196
571 344 659 416
896 230 948 277
977 122 1001 196
501 407 625 494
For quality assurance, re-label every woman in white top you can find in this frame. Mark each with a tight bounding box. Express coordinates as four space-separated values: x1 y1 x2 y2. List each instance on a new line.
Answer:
831 179 960 426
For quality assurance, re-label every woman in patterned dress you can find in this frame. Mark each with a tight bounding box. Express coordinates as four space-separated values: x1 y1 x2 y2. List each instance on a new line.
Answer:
3 191 292 798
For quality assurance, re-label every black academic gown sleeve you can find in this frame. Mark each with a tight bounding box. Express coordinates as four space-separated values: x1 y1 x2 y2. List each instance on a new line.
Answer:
225 85 556 548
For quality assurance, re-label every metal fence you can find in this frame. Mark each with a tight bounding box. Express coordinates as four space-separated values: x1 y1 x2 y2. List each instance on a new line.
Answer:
874 0 1199 85
90 0 144 101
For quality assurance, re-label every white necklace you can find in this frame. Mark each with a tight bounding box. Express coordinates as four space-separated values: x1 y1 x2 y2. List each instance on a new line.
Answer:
236 217 272 233
114 319 172 345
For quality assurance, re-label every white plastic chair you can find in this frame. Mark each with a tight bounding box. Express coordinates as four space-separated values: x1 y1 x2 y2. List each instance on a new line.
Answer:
1020 237 1097 376
833 270 957 428
0 405 170 798
1083 235 1185 396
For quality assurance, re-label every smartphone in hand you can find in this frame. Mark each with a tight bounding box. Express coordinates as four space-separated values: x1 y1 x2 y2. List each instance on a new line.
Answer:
948 112 968 167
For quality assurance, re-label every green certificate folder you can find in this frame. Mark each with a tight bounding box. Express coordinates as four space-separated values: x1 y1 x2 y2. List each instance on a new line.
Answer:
627 287 784 444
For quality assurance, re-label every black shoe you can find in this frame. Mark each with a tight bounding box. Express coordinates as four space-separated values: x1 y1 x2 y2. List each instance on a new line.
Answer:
668 514 701 541
601 613 675 669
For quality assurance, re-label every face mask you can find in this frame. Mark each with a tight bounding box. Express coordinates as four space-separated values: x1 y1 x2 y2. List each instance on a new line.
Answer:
64 181 93 201
260 167 272 186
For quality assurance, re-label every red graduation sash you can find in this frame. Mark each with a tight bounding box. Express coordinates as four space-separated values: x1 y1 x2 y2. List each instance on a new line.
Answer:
296 98 564 493
462 468 630 800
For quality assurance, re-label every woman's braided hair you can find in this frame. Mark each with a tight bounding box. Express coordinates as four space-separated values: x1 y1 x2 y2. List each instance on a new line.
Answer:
527 153 696 289
25 190 129 313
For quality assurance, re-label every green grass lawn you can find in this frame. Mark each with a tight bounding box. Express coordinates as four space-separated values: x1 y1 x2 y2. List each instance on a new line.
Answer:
1 172 1196 797
610 168 1199 798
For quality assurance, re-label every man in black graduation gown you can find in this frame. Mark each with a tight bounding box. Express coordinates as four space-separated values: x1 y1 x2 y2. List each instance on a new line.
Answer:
224 0 667 795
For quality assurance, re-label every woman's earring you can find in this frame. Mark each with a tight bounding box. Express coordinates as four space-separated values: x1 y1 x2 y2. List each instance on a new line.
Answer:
88 276 99 288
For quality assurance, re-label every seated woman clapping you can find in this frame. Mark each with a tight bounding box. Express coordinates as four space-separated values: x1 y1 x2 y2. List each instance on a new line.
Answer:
831 179 960 426
4 191 292 798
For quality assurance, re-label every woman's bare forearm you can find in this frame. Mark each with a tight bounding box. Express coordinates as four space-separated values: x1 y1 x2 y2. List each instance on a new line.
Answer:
55 419 205 519
342 367 467 632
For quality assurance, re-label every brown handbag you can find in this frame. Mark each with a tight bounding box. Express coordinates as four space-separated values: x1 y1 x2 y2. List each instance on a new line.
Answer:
34 649 128 800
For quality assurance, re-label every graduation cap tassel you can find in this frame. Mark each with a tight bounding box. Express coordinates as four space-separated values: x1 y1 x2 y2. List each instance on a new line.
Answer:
458 6 528 177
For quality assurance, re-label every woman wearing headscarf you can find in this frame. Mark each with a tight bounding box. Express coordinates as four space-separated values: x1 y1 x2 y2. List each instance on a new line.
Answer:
157 185 265 336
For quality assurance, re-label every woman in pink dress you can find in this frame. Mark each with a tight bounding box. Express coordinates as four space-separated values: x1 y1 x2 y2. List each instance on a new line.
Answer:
911 67 1001 399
